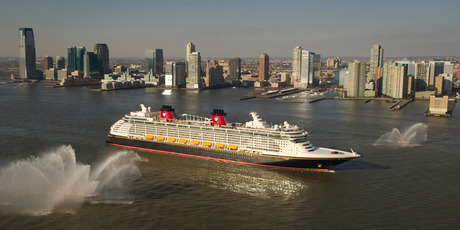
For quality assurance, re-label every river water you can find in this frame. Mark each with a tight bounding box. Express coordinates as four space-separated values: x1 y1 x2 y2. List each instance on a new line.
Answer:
0 80 459 229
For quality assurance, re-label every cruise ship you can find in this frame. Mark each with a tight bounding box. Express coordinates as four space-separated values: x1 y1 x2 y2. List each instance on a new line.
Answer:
106 105 360 172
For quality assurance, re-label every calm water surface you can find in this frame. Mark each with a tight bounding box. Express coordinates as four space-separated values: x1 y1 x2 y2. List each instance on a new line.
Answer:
0 80 459 229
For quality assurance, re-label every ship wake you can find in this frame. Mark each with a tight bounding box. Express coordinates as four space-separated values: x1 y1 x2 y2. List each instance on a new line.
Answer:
0 145 146 215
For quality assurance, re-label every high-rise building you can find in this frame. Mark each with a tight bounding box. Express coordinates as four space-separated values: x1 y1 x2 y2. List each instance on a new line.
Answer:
76 47 86 71
94 43 110 74
18 28 37 79
368 44 384 84
259 53 269 81
84 51 98 78
165 61 186 87
206 60 224 88
56 56 65 69
292 46 320 88
347 61 366 97
43 56 53 70
186 42 196 64
414 61 430 91
334 69 349 89
154 49 163 75
187 52 202 89
228 57 241 81
145 49 163 75
67 46 77 71
428 61 444 87
382 61 408 99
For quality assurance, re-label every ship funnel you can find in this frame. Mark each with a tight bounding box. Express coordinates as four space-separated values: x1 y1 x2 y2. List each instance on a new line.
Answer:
211 109 227 126
160 105 175 122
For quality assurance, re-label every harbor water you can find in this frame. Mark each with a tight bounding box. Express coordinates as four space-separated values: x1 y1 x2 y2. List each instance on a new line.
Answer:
0 80 459 229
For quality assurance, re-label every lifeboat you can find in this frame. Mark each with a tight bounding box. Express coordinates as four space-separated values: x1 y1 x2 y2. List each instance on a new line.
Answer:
156 136 165 141
203 142 212 147
145 135 154 139
215 143 225 148
167 137 176 142
179 139 188 144
191 140 200 145
228 145 238 150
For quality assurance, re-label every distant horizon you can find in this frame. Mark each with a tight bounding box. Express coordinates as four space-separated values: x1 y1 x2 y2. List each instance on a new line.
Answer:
1 1 459 58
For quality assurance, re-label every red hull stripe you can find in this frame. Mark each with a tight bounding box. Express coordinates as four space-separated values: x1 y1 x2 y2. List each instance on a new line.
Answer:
108 143 331 172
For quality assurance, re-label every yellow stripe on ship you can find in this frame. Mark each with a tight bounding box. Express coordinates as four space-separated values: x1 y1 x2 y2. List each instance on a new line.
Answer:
156 136 165 141
145 135 154 139
179 139 188 143
228 145 238 150
215 143 225 148
203 142 212 147
191 140 200 145
167 137 176 142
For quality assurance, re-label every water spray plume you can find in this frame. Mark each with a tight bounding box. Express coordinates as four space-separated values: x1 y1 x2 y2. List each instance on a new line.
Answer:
0 145 146 215
374 123 428 147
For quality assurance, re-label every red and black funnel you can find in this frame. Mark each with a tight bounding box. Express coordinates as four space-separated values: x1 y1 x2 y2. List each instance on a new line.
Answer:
211 109 227 126
160 105 175 122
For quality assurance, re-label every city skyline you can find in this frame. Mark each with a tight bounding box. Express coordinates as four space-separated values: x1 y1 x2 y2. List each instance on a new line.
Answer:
1 0 460 58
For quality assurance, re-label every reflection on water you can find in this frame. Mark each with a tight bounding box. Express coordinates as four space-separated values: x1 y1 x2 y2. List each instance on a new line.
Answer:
135 150 316 200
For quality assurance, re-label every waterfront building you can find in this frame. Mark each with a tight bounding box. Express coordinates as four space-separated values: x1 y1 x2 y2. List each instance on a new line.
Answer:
145 49 163 75
57 68 69 80
334 69 349 89
206 60 224 88
375 67 383 94
67 46 77 71
217 60 229 79
83 51 99 78
382 61 408 99
281 72 290 83
186 42 196 64
18 28 37 79
347 61 366 97
259 53 269 81
442 73 453 95
187 52 202 89
428 61 444 87
94 43 110 74
292 46 320 88
56 56 65 69
44 56 53 70
165 61 186 87
435 75 444 96
414 61 430 91
45 68 57 81
228 57 241 81
76 47 86 71
368 44 384 86
396 58 415 77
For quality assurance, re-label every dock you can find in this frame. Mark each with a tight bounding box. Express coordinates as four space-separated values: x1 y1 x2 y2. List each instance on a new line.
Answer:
239 88 303 100
388 99 414 111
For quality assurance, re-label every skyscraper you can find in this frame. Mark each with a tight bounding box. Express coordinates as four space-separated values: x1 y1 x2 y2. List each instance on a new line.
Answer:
259 53 269 81
55 56 65 70
165 61 186 87
228 57 241 81
187 52 202 89
94 43 110 74
43 56 53 70
67 46 77 71
145 49 163 75
347 61 367 97
206 60 224 88
382 61 408 99
368 44 384 84
18 28 37 79
292 46 319 88
76 47 86 71
84 51 98 78
186 42 196 64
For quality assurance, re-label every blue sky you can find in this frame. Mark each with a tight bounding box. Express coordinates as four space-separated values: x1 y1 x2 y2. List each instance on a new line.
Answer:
1 0 459 58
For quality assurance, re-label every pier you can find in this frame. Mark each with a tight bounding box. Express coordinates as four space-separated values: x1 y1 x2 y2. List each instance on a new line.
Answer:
239 88 303 100
388 99 414 111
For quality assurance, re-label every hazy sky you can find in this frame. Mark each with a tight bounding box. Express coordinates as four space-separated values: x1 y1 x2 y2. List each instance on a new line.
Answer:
1 0 459 58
